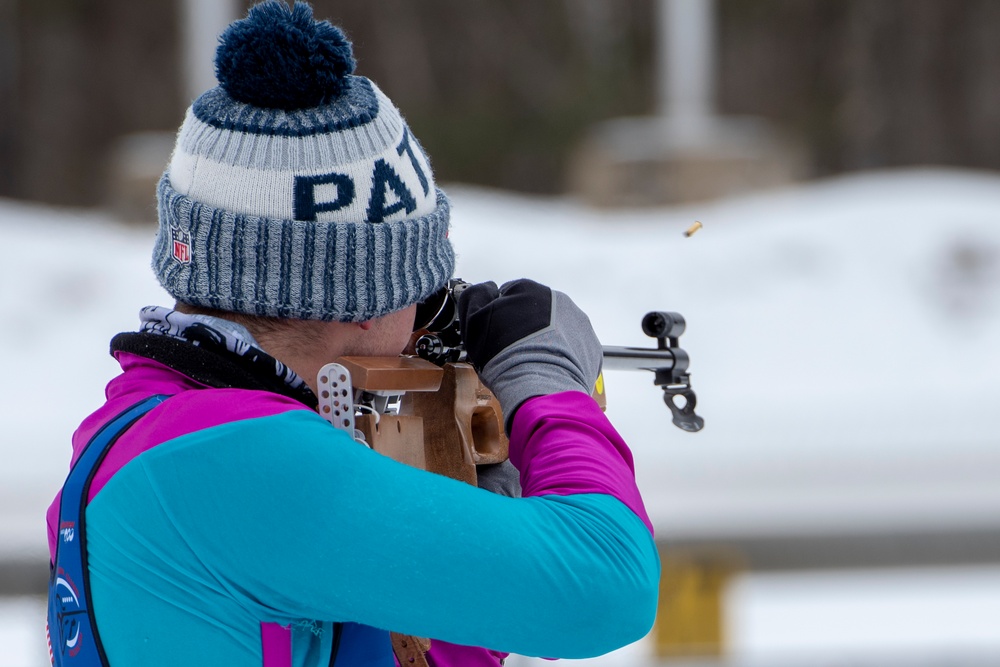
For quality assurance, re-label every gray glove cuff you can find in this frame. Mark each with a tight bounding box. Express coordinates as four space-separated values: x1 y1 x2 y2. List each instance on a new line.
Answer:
478 290 603 429
476 460 522 497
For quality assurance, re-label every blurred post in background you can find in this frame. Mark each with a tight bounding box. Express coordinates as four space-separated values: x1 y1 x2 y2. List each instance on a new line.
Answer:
180 0 239 103
659 0 715 125
107 0 240 223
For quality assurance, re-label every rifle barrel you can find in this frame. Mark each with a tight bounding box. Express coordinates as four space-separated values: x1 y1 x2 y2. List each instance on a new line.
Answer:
601 345 677 372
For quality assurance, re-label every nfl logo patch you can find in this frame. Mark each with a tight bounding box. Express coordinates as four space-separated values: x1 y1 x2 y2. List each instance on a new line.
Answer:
171 227 192 264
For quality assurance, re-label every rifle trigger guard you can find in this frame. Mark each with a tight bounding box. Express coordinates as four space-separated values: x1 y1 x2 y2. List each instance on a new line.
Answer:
662 385 704 433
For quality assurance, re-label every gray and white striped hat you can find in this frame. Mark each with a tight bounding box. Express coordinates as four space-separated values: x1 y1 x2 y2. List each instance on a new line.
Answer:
153 1 454 322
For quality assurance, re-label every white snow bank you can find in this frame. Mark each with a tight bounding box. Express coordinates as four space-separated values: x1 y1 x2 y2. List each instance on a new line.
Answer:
3 168 1000 561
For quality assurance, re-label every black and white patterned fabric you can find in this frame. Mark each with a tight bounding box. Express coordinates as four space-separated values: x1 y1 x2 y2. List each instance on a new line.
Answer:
111 306 318 409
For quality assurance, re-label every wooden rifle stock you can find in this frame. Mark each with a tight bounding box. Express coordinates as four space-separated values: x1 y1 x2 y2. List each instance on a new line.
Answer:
333 356 510 485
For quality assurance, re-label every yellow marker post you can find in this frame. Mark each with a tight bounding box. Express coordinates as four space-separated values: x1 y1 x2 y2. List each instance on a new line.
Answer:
653 549 740 659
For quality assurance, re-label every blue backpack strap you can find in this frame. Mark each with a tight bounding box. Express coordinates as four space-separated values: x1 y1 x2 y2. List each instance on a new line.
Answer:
331 623 394 666
259 621 388 667
260 621 393 667
47 395 169 667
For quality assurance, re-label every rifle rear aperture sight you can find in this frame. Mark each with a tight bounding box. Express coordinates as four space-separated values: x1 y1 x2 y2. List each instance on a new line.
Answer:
412 279 471 365
413 280 705 433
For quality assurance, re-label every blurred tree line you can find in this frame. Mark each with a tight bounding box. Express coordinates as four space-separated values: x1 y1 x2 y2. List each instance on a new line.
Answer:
1 0 999 208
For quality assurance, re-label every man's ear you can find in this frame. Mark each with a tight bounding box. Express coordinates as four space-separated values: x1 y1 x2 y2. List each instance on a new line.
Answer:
358 320 374 331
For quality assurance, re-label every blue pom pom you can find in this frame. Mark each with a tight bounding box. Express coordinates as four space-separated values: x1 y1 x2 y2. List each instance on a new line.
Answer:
215 1 356 110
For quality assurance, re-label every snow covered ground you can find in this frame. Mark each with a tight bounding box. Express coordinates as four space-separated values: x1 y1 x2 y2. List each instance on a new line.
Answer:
2 168 1000 665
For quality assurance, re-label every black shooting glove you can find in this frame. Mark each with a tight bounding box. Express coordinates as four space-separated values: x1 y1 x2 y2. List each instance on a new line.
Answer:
457 279 603 431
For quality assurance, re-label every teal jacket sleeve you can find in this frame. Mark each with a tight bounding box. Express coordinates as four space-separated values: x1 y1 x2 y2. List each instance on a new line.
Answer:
88 403 659 659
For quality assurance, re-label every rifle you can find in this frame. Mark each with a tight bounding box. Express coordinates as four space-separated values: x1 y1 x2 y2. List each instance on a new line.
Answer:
317 279 704 486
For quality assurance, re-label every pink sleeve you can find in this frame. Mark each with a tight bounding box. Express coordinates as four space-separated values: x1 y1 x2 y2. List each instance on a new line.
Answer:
508 391 653 534
420 641 508 666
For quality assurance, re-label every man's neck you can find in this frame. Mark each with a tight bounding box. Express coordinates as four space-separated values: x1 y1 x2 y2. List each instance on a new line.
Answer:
253 320 362 395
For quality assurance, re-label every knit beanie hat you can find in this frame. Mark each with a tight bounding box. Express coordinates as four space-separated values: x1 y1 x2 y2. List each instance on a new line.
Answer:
153 0 454 322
